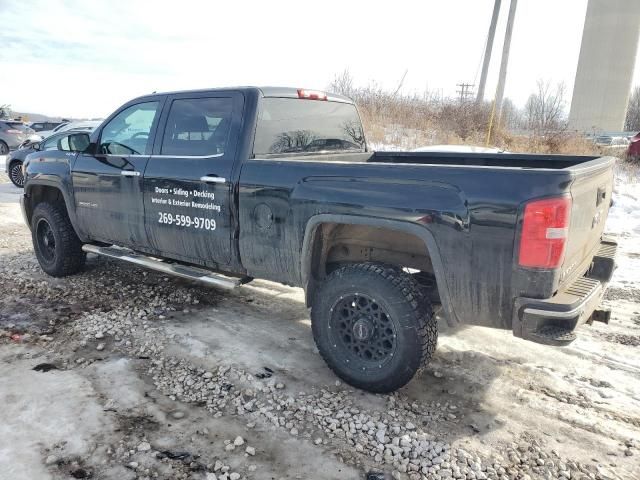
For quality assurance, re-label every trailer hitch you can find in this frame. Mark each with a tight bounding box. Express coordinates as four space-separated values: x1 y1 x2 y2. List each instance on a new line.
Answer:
591 309 611 325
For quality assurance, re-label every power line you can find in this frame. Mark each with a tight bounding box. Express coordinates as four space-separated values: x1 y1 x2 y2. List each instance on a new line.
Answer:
456 83 476 102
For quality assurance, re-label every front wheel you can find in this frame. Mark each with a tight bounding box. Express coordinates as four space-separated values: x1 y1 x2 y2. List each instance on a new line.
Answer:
311 263 437 393
9 161 24 188
0 141 8 155
31 202 86 277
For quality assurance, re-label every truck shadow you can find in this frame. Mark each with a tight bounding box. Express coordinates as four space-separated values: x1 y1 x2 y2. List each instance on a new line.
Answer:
153 273 504 444
4 253 505 446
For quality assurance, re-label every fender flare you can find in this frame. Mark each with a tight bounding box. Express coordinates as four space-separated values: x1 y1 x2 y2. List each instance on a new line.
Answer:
24 177 86 241
300 214 460 326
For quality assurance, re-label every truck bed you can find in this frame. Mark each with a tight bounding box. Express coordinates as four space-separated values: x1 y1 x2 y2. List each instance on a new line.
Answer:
240 150 615 333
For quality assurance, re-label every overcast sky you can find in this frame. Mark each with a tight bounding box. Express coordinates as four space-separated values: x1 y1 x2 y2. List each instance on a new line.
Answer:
1 0 639 119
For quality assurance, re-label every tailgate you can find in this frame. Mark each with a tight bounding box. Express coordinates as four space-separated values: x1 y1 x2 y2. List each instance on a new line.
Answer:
561 162 614 285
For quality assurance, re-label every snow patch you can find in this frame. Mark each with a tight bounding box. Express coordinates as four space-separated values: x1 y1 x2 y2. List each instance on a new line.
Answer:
0 346 111 480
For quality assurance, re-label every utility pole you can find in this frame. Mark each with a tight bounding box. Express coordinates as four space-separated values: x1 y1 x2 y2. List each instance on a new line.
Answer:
476 0 501 103
494 0 518 122
456 83 475 102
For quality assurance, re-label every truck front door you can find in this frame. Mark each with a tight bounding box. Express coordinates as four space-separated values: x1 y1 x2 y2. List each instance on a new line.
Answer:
73 100 163 247
143 92 243 268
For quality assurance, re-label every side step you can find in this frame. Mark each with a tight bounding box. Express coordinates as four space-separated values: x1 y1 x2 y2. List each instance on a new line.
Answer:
528 326 577 347
82 244 244 290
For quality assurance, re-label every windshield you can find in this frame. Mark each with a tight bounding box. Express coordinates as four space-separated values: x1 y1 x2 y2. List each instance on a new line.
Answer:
253 98 365 156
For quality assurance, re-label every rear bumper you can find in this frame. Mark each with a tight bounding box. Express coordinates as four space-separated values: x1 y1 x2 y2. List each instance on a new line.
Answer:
512 238 617 346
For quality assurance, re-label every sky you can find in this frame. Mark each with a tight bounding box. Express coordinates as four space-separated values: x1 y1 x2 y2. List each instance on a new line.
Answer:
1 0 639 119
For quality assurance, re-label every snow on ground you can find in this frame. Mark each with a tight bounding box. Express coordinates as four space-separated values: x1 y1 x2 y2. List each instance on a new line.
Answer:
0 162 639 480
0 345 112 480
606 165 640 287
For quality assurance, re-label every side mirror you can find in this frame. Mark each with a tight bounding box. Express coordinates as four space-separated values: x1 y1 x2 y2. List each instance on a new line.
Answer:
68 132 91 152
31 142 41 151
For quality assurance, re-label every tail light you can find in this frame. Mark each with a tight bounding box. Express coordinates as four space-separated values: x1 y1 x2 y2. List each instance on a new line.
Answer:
518 196 571 269
297 89 328 101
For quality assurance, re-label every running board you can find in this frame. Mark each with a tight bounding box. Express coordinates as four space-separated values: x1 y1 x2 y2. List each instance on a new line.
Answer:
82 244 243 290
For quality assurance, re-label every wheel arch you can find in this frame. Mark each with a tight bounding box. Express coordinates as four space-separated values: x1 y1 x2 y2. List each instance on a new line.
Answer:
300 214 459 326
23 180 85 240
8 158 23 168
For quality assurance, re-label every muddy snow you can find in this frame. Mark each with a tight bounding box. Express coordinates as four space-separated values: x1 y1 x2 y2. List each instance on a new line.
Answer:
0 166 639 480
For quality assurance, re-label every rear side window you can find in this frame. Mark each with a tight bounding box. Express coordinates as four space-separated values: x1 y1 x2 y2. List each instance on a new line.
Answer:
253 98 365 156
161 97 233 157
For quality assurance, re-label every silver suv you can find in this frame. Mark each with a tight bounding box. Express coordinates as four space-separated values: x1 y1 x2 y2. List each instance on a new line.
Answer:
0 120 35 154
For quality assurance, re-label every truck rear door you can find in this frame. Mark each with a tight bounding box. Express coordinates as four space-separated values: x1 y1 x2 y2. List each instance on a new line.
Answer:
142 91 244 268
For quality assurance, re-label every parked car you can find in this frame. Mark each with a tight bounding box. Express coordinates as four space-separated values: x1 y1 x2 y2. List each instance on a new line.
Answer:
593 135 629 152
628 132 640 160
54 120 103 134
412 145 507 153
34 120 102 140
6 128 95 188
0 120 36 154
21 87 616 392
34 122 70 139
28 121 67 133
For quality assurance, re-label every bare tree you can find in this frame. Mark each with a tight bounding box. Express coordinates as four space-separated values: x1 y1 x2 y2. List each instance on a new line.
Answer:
342 120 366 148
269 130 316 153
329 69 355 98
500 98 522 130
524 80 566 134
625 86 640 132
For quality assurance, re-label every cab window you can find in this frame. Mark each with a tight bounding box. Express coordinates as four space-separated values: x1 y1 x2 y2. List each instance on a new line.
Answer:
100 101 159 155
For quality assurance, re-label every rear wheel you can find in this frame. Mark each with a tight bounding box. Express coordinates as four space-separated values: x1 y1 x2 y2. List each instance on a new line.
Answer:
9 160 24 188
31 202 85 277
311 263 437 393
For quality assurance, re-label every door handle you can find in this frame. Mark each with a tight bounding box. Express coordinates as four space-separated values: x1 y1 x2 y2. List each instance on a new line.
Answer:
121 171 141 177
200 176 226 184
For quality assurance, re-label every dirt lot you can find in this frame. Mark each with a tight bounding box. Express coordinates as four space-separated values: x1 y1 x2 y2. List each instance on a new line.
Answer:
0 168 639 480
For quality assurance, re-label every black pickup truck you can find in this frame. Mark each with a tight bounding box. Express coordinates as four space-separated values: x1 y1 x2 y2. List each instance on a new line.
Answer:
21 87 616 392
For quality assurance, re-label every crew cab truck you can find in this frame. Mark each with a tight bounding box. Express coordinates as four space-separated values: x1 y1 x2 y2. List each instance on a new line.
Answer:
21 87 617 393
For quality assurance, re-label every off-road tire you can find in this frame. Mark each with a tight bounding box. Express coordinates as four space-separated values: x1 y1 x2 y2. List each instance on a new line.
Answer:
311 263 437 393
9 160 24 188
31 202 85 277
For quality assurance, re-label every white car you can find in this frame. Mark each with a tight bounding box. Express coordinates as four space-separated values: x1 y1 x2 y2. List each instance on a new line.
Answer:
36 120 103 140
412 145 507 153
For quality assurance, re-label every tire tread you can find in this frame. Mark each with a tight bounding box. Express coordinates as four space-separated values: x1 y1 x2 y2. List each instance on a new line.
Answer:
32 202 85 277
311 262 437 392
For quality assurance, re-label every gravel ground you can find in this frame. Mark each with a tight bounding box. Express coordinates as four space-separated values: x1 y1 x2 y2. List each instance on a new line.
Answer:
0 175 639 480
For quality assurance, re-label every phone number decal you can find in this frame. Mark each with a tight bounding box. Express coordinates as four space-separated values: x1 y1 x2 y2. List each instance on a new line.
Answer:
158 212 216 230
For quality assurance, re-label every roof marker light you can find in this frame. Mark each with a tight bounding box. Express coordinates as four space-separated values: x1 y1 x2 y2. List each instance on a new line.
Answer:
297 89 328 101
